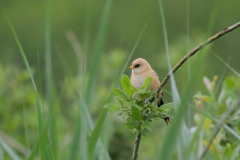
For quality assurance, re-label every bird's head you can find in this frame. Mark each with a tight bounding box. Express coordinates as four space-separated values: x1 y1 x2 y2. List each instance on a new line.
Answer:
129 58 151 74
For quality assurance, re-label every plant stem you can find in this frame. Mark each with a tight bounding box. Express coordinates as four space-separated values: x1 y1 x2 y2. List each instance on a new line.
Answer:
132 132 142 160
131 21 240 160
197 96 240 160
157 22 240 93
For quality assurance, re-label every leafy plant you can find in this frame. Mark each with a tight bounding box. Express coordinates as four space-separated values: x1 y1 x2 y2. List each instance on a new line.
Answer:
192 76 240 159
104 74 173 136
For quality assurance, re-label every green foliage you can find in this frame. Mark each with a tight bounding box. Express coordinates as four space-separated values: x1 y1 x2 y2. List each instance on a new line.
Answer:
104 75 172 136
104 103 120 111
1 0 240 159
192 76 240 159
120 75 138 98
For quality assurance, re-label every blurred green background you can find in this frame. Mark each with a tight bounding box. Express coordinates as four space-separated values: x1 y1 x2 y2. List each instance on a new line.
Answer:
0 0 240 159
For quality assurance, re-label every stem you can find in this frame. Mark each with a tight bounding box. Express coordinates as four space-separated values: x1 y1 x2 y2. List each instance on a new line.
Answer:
132 132 142 160
197 96 240 160
131 22 240 159
157 22 240 93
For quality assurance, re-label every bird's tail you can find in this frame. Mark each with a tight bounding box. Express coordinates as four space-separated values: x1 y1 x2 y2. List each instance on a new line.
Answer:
157 91 170 126
164 117 170 126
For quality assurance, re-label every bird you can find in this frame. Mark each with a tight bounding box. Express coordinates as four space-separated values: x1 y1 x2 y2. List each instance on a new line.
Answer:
129 58 170 125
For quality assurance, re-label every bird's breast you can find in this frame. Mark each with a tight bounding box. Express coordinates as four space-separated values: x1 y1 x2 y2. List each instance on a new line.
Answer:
131 74 145 90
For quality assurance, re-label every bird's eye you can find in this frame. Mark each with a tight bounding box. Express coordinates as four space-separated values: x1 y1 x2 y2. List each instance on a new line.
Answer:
134 64 140 68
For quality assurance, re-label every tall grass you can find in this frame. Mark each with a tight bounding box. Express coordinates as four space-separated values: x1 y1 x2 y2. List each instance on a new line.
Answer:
156 0 235 160
2 0 240 160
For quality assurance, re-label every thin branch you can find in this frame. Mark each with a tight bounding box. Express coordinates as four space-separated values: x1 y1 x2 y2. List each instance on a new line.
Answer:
197 96 240 160
132 22 240 160
132 132 142 160
157 22 240 93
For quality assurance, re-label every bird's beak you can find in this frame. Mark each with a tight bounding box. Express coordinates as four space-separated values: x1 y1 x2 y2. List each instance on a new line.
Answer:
129 66 134 69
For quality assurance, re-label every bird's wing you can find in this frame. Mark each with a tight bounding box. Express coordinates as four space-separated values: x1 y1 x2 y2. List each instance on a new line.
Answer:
153 70 159 80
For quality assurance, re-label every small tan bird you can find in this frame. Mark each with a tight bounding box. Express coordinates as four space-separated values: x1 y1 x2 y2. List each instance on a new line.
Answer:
129 58 170 125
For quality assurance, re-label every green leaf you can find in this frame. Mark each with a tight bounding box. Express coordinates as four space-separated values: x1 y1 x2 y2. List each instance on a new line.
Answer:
203 118 212 131
139 77 152 93
194 113 202 125
140 90 151 99
223 143 233 159
191 105 240 141
219 77 235 103
134 105 143 110
131 105 142 120
86 16 150 157
157 108 171 113
125 120 139 129
139 77 152 99
160 102 174 110
203 77 212 93
116 97 128 106
218 104 227 115
223 77 235 92
113 89 129 105
141 128 150 137
104 103 120 111
112 89 127 100
141 121 152 131
121 75 138 97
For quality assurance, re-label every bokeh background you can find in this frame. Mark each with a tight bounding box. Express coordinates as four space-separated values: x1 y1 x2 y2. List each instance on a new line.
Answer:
0 0 240 159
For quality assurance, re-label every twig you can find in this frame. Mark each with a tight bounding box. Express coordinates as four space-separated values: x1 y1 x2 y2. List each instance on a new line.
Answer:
197 96 240 160
132 132 142 160
131 22 240 160
157 22 240 93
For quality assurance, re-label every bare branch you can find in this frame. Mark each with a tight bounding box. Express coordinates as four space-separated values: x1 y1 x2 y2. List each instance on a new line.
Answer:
132 132 142 160
132 22 240 160
157 22 240 93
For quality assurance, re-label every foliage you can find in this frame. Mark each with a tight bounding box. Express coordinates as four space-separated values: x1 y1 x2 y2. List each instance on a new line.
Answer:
192 76 240 159
0 63 38 145
1 0 240 159
104 75 173 136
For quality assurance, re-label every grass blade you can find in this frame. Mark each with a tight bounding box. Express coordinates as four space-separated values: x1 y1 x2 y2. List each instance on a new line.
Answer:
191 105 240 141
87 108 108 157
158 1 193 159
26 119 51 160
59 57 108 159
186 0 191 80
212 52 240 78
0 140 4 160
68 106 83 160
45 0 52 105
0 137 21 160
4 9 46 159
86 18 150 157
197 97 240 160
85 0 112 106
4 9 43 131
156 0 221 159
185 116 206 159
23 106 30 151
45 0 58 159
83 0 92 54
